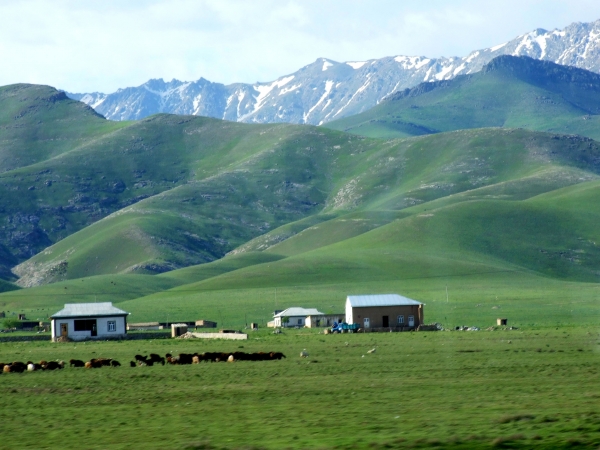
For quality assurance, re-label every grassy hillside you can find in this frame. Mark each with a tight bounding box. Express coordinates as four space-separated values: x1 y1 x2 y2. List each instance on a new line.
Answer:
325 55 600 139
10 181 600 327
0 84 129 172
3 81 600 331
13 127 600 286
0 84 389 282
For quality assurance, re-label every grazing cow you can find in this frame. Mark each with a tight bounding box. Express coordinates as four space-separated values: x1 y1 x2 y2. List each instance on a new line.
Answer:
43 361 62 370
134 354 147 364
96 358 112 367
179 353 194 365
270 352 286 360
129 361 136 368
70 359 85 368
147 353 165 365
8 362 26 373
230 352 248 361
86 359 102 369
300 350 309 358
110 360 121 367
201 352 219 363
253 352 270 361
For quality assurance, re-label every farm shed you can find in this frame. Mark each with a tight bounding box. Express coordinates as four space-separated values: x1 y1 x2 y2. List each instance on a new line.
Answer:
50 302 129 342
306 313 345 328
195 320 217 328
273 307 324 328
345 294 424 330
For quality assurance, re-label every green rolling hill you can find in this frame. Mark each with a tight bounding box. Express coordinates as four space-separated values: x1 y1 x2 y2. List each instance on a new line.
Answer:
11 127 600 286
2 74 600 328
325 55 600 140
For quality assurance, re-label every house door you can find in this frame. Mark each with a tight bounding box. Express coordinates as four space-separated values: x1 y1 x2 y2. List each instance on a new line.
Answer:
60 323 68 337
363 318 370 328
91 321 97 337
408 315 415 327
382 316 389 327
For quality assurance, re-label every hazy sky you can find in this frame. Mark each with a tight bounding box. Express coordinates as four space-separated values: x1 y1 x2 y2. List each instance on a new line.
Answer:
2 0 600 93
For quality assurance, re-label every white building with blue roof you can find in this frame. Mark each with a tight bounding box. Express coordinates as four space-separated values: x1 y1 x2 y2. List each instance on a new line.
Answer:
50 302 129 341
345 294 424 330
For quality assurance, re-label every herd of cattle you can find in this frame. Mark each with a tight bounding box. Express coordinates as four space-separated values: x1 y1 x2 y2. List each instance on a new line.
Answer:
0 351 286 373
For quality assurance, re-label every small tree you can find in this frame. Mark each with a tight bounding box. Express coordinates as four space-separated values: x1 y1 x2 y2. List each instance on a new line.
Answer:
3 318 20 329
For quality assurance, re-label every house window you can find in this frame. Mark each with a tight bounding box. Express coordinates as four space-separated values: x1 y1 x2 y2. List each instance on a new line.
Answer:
297 319 302 325
107 321 116 332
397 315 404 325
74 319 96 331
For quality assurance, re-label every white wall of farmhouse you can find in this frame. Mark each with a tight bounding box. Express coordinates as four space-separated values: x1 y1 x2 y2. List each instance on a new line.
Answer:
51 316 127 341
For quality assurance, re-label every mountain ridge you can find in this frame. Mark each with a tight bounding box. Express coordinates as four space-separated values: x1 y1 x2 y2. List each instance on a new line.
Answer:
68 19 600 125
325 55 600 139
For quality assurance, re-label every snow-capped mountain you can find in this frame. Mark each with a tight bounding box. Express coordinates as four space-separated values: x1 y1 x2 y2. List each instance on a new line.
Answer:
68 19 600 126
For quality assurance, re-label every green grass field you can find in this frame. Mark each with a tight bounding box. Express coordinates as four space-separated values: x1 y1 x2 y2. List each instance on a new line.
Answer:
0 328 599 449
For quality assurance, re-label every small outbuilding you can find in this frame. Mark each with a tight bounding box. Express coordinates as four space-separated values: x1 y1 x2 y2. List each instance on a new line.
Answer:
50 302 129 342
273 307 324 328
345 294 424 330
306 313 344 328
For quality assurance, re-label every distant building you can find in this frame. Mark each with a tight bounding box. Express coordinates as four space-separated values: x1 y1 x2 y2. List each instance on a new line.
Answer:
306 313 344 328
273 307 324 328
195 320 217 328
345 294 424 330
50 303 129 341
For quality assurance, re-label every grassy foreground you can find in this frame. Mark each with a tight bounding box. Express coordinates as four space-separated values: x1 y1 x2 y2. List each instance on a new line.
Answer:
0 328 599 449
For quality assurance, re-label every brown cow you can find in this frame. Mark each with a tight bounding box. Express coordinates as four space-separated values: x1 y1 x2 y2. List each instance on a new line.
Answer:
70 359 85 368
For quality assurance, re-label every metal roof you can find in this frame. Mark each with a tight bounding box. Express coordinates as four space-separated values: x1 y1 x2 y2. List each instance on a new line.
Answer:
274 307 324 317
346 294 423 307
51 302 129 319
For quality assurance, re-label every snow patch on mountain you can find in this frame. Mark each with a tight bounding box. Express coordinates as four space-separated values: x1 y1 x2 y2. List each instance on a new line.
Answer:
304 80 334 123
347 61 367 69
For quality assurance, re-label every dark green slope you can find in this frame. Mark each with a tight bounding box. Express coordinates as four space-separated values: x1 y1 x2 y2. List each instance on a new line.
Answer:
12 127 600 285
0 84 128 171
325 55 600 139
4 106 386 284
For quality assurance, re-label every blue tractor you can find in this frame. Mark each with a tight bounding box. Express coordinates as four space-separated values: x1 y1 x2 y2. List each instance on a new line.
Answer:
330 321 360 333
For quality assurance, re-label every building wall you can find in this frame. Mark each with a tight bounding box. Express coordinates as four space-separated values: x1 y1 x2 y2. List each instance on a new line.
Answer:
306 314 344 328
51 316 127 341
274 316 306 327
346 305 423 329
